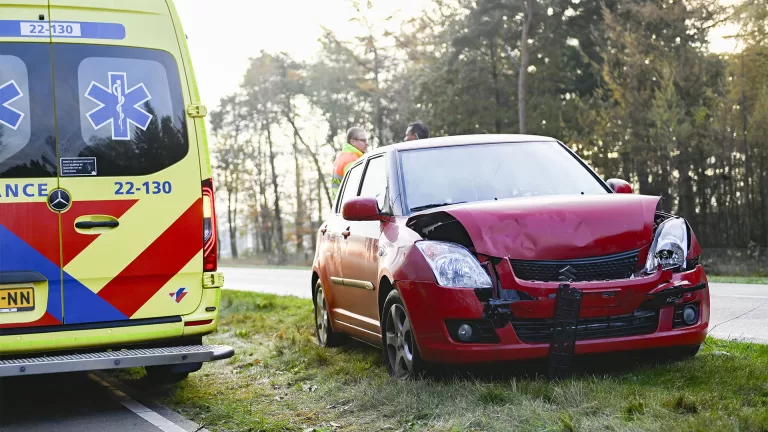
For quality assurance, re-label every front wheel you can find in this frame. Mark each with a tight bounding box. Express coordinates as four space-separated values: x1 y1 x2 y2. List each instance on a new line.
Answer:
381 290 425 379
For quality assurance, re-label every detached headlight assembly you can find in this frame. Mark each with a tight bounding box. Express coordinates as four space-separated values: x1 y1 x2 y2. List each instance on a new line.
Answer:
415 241 492 288
644 218 689 274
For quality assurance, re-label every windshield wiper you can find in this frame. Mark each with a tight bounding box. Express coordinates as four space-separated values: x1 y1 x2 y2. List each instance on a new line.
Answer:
410 201 467 212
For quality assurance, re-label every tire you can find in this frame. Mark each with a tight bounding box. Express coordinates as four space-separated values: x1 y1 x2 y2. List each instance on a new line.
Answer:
647 344 701 364
145 362 202 383
314 280 344 347
381 290 425 379
666 344 701 361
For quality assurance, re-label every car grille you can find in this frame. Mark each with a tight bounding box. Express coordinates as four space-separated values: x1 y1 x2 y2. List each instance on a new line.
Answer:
509 250 640 282
510 309 659 343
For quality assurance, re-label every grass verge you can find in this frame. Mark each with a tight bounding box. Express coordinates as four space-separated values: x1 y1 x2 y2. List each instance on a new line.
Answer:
708 275 768 285
115 291 768 432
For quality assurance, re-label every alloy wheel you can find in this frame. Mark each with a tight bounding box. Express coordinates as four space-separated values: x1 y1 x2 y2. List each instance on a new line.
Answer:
316 286 328 345
385 303 414 379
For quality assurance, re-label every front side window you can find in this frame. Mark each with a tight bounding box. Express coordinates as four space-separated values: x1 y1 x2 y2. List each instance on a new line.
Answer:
337 163 364 213
400 141 608 213
0 43 56 178
359 156 387 210
53 44 188 177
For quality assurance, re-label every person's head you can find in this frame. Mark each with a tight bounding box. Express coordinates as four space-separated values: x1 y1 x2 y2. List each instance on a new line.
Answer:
405 122 429 141
347 127 369 152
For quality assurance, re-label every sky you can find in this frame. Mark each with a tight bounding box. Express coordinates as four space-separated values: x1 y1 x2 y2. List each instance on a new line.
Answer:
174 0 434 110
173 0 742 113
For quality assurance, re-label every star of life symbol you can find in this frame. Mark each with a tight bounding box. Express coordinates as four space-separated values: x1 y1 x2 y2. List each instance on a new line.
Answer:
0 80 25 130
85 72 152 140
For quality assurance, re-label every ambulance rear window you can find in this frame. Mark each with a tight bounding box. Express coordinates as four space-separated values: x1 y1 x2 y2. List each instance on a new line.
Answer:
54 44 188 177
0 43 57 178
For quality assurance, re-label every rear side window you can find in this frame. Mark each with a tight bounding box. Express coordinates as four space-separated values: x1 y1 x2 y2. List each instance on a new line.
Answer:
53 44 188 177
0 43 57 178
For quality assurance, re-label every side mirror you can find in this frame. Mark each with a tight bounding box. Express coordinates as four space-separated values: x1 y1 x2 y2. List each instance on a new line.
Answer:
342 197 382 221
606 178 633 194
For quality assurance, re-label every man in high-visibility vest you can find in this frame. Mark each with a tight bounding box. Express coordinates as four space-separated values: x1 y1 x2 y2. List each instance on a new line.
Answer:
331 126 369 201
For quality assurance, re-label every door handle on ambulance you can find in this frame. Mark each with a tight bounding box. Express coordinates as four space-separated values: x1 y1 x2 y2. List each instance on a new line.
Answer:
75 221 119 229
74 215 120 232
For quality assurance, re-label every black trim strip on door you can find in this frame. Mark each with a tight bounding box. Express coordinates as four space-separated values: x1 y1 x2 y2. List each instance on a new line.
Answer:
0 316 182 336
0 272 47 285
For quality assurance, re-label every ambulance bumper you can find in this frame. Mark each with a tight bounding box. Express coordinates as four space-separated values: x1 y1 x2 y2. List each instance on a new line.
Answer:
0 344 234 377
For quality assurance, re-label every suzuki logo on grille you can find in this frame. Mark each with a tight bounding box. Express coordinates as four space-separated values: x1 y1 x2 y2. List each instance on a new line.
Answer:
559 265 577 281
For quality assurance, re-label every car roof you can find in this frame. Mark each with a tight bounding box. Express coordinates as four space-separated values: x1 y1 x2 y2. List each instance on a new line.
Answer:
367 134 558 157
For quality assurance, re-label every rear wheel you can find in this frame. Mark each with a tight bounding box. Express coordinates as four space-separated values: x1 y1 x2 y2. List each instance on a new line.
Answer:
145 362 201 383
382 290 425 379
314 281 344 347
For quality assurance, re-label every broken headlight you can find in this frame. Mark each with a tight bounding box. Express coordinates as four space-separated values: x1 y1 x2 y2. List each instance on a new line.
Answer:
415 241 493 288
644 218 688 274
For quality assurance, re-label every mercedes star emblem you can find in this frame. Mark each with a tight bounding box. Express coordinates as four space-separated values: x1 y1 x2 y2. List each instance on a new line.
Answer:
48 189 71 212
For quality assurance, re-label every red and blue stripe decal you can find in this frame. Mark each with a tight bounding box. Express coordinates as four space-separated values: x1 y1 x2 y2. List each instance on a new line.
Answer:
0 198 201 327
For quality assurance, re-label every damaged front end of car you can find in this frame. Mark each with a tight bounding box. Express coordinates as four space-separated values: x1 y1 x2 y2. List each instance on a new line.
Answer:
398 197 709 365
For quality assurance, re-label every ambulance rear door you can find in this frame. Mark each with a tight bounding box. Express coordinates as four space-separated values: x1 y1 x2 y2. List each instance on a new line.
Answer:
0 1 65 334
48 1 205 325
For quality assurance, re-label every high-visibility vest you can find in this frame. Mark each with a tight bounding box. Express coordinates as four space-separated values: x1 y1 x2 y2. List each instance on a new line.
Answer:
331 143 363 201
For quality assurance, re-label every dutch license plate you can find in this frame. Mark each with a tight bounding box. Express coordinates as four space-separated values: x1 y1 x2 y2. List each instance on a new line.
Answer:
0 287 35 313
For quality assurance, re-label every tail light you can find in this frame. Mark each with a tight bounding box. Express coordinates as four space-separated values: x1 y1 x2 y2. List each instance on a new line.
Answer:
202 178 218 271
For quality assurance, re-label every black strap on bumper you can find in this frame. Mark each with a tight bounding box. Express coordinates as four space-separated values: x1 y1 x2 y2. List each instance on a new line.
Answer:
547 283 582 379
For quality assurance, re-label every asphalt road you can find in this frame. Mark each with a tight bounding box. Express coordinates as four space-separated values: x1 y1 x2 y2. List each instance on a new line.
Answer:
221 266 768 344
0 372 203 432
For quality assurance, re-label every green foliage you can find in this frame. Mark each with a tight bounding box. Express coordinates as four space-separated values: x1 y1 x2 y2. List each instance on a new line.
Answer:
213 0 768 252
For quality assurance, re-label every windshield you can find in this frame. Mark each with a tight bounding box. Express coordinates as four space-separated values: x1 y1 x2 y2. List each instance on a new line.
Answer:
400 141 608 213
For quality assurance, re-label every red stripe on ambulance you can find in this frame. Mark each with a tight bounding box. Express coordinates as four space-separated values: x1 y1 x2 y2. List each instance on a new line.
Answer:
98 198 203 317
0 312 60 329
0 202 60 265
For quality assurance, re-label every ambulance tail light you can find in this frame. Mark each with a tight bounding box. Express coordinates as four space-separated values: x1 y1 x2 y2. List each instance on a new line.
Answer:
202 178 218 272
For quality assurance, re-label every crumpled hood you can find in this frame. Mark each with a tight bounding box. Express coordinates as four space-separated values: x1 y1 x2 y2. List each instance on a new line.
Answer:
410 194 660 260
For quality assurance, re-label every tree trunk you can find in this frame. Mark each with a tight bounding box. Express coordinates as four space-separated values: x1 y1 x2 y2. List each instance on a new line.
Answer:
284 115 334 208
741 53 752 243
518 0 533 134
227 181 239 259
373 41 385 148
266 123 285 263
489 38 502 134
293 131 304 252
254 214 261 254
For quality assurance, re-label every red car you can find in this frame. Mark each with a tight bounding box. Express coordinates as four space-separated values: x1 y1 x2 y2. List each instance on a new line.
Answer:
312 134 709 379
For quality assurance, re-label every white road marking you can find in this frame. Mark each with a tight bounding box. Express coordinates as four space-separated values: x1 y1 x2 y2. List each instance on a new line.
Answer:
88 373 188 432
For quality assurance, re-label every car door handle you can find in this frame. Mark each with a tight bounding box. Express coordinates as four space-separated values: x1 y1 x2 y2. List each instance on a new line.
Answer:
342 228 351 238
75 220 119 229
321 228 327 234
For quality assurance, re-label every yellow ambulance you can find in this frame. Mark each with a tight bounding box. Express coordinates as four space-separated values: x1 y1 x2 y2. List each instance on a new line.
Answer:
0 0 232 380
